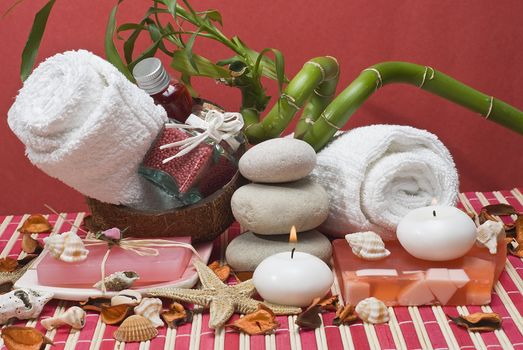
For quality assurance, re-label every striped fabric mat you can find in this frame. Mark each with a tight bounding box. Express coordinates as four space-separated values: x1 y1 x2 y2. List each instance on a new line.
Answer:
1 188 522 350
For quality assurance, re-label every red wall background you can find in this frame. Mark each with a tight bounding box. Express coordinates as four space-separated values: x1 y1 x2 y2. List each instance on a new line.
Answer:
1 0 522 215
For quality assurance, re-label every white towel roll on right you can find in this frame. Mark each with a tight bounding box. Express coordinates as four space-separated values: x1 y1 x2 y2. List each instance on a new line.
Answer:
309 125 459 240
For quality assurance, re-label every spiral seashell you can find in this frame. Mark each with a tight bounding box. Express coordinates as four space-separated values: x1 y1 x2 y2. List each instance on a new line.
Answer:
43 234 65 259
134 298 164 328
93 271 139 291
111 289 142 306
113 315 158 342
41 306 86 330
345 231 391 260
355 297 389 324
0 289 54 325
476 220 504 254
43 231 89 263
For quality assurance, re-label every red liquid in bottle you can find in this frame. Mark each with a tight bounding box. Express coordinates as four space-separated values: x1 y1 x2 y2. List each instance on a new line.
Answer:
151 81 193 123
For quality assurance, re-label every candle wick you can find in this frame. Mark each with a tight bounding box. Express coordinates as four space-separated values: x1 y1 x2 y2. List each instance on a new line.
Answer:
291 248 296 259
433 210 437 217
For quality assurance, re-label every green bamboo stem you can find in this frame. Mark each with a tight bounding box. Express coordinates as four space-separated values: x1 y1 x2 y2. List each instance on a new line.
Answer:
243 60 523 151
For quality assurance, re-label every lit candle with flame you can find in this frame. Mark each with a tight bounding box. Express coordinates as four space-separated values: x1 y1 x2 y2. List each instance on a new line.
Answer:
252 226 334 307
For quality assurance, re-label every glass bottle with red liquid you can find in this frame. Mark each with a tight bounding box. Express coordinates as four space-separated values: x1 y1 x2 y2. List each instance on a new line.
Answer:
133 57 193 123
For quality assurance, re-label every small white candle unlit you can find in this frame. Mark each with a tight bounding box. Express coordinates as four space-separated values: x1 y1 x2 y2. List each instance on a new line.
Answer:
252 250 333 307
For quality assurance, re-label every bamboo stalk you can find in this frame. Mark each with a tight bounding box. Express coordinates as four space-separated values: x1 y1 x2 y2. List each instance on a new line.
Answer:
243 60 523 150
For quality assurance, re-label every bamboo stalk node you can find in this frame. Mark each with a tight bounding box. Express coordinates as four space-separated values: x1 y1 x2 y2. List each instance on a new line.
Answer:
304 61 326 81
281 93 300 110
320 112 341 130
362 68 383 90
485 96 494 119
313 88 335 98
419 66 435 88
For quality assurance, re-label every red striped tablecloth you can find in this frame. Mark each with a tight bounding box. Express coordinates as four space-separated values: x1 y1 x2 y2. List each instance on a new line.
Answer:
1 188 522 350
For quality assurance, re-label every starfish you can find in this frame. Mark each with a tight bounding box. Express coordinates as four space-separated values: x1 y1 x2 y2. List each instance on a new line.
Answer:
145 259 302 329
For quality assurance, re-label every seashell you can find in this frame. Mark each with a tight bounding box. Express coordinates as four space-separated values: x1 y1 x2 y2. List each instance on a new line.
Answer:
355 297 389 324
93 271 139 291
477 220 504 254
345 231 391 260
111 289 142 306
113 315 158 342
80 297 111 312
134 297 164 328
0 289 54 325
101 304 133 325
43 231 89 263
41 306 86 330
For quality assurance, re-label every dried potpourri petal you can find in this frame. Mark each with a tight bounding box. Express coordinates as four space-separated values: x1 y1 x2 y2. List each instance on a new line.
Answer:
80 297 111 312
448 312 502 332
0 257 18 272
17 255 38 267
19 214 53 234
21 234 43 254
295 305 322 329
208 261 231 282
482 204 517 217
333 305 359 326
0 281 13 294
317 295 339 312
228 304 279 335
161 302 193 328
515 215 523 243
507 239 523 258
1 326 53 350
100 304 133 325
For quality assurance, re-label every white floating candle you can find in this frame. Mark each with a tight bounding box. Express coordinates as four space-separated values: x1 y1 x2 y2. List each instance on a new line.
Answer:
252 249 333 307
397 205 477 261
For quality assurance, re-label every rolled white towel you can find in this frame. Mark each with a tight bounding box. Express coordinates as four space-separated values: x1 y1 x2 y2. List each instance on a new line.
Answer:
8 50 168 206
310 124 459 240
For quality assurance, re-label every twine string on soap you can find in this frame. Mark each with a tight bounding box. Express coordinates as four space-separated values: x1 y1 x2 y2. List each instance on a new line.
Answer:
160 110 243 163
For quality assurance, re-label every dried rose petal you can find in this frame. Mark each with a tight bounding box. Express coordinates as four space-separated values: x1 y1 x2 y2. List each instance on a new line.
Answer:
80 297 111 312
515 215 523 244
333 305 359 325
296 305 322 329
482 204 517 217
448 312 502 332
228 304 279 335
101 304 133 325
208 261 231 282
317 295 339 312
19 214 53 234
1 326 53 350
161 302 192 327
0 257 18 272
21 235 42 254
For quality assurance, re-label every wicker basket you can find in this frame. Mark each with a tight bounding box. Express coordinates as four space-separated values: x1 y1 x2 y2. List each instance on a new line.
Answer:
84 172 242 243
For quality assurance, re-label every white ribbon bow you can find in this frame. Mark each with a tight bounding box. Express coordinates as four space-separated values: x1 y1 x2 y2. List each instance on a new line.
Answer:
160 110 244 164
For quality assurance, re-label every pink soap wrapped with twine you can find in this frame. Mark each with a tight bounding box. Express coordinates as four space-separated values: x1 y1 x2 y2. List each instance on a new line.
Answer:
140 109 245 207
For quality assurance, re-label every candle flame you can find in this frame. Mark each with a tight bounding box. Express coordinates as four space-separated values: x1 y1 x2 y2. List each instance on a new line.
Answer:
431 197 438 206
289 226 298 243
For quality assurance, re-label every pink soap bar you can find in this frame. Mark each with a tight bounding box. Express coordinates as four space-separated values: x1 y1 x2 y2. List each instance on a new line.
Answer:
37 236 193 287
333 233 507 306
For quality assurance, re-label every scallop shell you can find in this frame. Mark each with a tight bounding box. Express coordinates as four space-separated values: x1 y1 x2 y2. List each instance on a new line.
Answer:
41 306 86 330
355 297 389 324
111 289 142 306
0 289 54 325
43 231 89 263
345 231 391 260
93 271 139 291
113 315 158 342
477 220 504 254
134 298 164 328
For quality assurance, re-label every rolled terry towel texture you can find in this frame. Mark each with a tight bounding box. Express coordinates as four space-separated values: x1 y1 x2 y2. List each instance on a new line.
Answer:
310 125 459 240
8 50 168 206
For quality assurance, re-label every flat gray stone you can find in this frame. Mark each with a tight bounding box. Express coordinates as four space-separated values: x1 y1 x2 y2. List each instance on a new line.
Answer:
239 138 316 183
226 230 332 271
231 177 329 235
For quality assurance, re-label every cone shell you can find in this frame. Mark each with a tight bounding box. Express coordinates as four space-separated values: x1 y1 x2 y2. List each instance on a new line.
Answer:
111 289 142 306
355 297 389 324
94 271 139 291
113 315 158 342
41 306 86 330
345 231 390 260
134 298 164 328
43 231 89 263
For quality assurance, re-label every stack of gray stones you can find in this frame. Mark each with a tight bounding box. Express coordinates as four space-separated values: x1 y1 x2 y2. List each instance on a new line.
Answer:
226 138 332 272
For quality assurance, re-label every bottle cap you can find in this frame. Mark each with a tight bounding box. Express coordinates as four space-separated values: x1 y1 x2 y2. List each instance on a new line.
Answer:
132 57 171 95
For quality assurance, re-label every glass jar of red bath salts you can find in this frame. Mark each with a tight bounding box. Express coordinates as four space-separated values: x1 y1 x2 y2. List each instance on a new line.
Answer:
133 57 193 123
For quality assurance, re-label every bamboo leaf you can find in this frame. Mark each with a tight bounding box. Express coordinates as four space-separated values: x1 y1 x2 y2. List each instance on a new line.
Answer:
161 0 177 17
128 40 161 71
105 4 133 81
180 73 197 97
199 9 222 25
254 48 285 92
171 50 230 78
185 30 200 72
20 0 56 82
